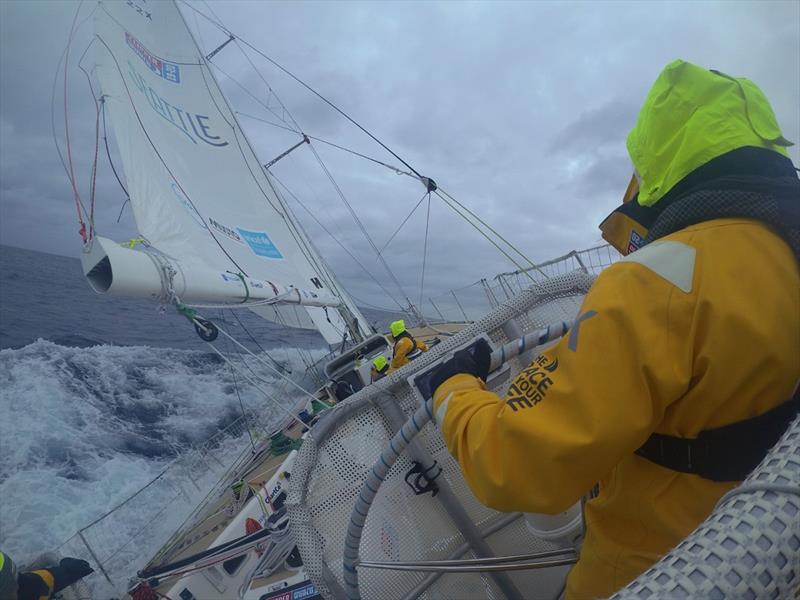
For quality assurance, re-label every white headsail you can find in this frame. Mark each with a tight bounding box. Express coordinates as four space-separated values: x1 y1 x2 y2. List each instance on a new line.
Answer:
86 0 370 343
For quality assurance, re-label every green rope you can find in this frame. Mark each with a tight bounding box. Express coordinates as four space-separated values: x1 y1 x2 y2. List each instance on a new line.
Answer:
176 303 197 321
270 431 302 455
229 272 250 303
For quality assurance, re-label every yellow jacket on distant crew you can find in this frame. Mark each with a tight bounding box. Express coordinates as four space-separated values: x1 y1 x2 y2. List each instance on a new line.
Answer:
434 220 799 597
391 335 429 370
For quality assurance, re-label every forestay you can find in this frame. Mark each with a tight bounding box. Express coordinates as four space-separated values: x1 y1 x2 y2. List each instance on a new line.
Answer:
93 0 369 343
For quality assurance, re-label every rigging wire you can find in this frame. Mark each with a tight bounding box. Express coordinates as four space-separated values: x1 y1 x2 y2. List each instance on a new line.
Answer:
378 191 429 255
185 3 417 319
228 309 291 374
267 170 410 314
419 192 432 316
237 111 416 178
180 0 425 181
219 309 258 453
306 141 417 313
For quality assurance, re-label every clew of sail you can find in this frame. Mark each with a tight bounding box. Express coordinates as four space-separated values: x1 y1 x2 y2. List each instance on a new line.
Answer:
89 0 370 344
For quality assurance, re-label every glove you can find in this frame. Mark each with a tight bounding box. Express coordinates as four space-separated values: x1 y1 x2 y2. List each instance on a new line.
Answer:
428 338 492 397
52 557 94 593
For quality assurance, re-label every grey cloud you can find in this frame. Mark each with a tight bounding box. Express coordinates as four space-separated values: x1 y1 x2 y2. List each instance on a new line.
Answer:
1 0 798 316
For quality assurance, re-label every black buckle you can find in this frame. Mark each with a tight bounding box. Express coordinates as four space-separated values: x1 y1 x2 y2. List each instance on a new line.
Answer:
404 461 442 496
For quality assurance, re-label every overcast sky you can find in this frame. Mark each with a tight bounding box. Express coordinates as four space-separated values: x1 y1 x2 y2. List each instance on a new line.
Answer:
1 0 798 314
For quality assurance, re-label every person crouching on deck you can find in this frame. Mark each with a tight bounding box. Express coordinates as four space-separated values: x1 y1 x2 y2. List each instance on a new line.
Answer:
389 320 428 370
427 60 799 599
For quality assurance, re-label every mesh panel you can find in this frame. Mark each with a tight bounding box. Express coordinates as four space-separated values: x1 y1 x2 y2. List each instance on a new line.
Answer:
289 268 799 600
613 415 800 599
288 271 594 599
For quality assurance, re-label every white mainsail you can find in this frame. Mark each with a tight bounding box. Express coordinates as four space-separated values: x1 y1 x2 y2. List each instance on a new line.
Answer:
88 0 370 343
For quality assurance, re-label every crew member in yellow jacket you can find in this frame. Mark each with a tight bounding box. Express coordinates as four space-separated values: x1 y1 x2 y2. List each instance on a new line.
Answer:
428 60 800 599
0 551 94 600
389 320 428 370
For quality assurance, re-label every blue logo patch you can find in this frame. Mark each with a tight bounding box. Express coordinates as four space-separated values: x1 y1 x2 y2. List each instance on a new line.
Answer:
126 32 180 83
237 228 283 259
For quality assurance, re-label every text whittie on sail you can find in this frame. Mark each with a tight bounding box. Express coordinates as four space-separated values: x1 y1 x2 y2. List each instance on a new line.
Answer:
88 0 370 343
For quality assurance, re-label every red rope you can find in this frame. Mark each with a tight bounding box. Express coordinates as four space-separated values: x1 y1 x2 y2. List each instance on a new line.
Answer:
64 4 87 243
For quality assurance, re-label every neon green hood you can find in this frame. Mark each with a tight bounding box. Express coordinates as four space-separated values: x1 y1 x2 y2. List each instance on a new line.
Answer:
627 60 793 206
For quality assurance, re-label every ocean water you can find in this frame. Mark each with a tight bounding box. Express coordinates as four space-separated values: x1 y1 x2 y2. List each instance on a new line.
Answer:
0 244 399 590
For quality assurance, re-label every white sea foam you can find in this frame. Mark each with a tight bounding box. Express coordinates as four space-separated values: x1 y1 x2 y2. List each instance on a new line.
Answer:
0 338 324 588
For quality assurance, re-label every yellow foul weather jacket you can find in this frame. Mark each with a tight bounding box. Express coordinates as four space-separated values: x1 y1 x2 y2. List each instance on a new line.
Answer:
433 219 799 598
391 335 429 370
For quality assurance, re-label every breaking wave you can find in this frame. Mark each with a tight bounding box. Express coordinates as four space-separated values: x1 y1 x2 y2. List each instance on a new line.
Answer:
0 338 321 570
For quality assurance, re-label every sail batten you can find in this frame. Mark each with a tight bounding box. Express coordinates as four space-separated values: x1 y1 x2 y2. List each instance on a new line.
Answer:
93 0 369 343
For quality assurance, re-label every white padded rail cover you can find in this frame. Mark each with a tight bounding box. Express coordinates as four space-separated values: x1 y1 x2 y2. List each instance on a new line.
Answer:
288 269 800 599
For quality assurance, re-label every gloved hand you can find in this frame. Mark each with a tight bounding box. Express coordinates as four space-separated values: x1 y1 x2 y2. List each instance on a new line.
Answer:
52 557 94 592
428 338 492 397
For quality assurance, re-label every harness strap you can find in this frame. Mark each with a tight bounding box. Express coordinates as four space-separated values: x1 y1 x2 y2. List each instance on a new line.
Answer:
393 331 419 359
635 386 800 481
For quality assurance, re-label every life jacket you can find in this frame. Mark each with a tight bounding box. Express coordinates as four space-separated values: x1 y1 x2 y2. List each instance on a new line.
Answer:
393 331 422 360
631 153 800 482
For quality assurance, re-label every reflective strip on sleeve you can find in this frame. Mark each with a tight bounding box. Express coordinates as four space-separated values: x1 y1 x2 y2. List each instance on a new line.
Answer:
620 240 696 292
435 393 453 427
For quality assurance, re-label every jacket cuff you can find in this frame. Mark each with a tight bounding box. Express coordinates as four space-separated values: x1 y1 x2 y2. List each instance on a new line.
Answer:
432 373 485 415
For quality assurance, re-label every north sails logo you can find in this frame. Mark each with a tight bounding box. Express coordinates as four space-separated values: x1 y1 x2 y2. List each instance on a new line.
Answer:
127 61 228 147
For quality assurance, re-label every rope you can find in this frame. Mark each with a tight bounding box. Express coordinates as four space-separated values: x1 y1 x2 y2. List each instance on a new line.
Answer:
77 38 100 240
419 193 432 315
228 309 291 374
100 95 131 218
204 343 307 429
220 310 257 453
210 318 321 405
63 1 88 243
233 272 250 303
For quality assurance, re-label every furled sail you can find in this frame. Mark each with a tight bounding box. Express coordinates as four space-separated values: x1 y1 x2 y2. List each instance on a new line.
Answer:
89 0 370 343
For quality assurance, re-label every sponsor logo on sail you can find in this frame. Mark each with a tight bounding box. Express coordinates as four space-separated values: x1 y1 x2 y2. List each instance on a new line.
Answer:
237 228 284 260
209 218 244 244
126 32 179 83
220 273 242 284
127 62 228 147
